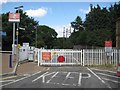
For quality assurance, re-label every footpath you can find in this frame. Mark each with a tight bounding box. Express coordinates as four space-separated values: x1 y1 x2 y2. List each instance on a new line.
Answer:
1 53 47 77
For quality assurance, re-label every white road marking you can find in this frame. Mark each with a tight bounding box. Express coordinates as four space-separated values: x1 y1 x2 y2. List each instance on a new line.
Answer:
32 72 55 82
66 72 71 78
0 70 42 88
32 71 42 76
82 73 91 78
97 73 120 79
46 68 50 71
62 83 71 86
0 79 15 82
87 67 112 89
102 78 120 83
46 72 59 83
91 68 116 73
78 73 82 86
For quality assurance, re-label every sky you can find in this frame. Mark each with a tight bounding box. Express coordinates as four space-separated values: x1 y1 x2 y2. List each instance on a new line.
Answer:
1 0 119 37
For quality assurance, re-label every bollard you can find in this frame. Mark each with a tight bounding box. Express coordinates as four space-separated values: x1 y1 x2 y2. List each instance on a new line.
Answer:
9 54 12 68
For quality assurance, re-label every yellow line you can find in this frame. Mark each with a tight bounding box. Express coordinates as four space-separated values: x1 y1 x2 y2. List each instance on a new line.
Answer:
2 76 17 80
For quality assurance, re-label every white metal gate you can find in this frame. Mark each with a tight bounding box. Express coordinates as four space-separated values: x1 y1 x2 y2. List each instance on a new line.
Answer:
38 49 84 66
37 49 120 66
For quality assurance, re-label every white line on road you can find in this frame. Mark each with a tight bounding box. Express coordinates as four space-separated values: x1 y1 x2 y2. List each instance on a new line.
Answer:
46 72 59 83
82 73 91 78
91 68 116 73
46 68 50 71
102 78 120 84
32 72 55 82
32 72 48 82
66 72 71 78
0 71 42 88
0 80 15 82
61 83 71 86
87 67 112 89
97 73 120 79
78 73 82 86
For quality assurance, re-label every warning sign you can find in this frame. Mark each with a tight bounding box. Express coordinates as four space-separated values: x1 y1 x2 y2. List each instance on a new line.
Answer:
105 41 112 47
42 52 51 60
9 13 20 22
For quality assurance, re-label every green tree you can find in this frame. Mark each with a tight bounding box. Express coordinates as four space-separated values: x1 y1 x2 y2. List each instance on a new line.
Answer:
71 16 83 32
2 10 58 50
37 25 58 49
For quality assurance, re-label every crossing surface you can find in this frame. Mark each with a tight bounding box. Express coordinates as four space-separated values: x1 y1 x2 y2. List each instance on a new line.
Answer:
1 66 120 89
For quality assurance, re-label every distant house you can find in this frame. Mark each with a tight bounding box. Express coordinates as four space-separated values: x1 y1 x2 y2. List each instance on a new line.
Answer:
116 17 120 48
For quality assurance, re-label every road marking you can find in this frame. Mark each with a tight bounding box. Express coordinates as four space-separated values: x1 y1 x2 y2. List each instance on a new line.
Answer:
0 79 15 82
2 76 17 80
102 78 120 83
87 67 105 83
82 73 91 78
32 72 48 82
32 71 42 76
46 68 50 71
32 72 55 82
91 68 116 73
46 72 59 83
78 73 82 86
66 72 71 78
62 83 71 86
97 73 120 79
0 70 42 88
87 67 112 89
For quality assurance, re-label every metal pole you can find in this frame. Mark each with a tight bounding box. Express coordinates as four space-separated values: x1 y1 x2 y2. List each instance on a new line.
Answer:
36 26 37 48
12 23 15 55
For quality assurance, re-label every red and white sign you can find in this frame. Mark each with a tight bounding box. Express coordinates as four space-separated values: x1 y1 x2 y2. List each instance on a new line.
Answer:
42 52 51 60
105 41 112 47
9 13 20 22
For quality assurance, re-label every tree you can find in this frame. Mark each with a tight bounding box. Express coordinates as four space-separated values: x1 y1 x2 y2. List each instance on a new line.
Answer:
71 16 83 32
37 25 58 49
2 10 58 50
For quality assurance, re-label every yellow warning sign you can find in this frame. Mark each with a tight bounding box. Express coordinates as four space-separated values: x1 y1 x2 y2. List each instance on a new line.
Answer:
17 44 21 49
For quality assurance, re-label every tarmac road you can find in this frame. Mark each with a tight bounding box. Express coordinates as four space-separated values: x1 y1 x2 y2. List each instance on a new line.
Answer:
1 66 120 89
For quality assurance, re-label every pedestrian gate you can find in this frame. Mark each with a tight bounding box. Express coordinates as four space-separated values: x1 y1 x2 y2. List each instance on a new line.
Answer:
38 49 84 66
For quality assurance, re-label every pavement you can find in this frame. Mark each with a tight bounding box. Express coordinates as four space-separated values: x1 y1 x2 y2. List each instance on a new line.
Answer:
16 61 48 75
1 53 17 76
1 53 47 77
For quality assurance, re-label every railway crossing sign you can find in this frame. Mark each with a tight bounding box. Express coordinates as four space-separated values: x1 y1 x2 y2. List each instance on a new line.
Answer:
105 40 112 56
9 13 20 22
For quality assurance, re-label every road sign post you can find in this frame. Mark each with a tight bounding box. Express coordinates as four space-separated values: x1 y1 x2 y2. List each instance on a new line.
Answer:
104 40 112 65
9 12 20 70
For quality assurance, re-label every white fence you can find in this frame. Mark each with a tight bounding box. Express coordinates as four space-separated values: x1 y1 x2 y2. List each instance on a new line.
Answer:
37 49 120 66
83 49 120 66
